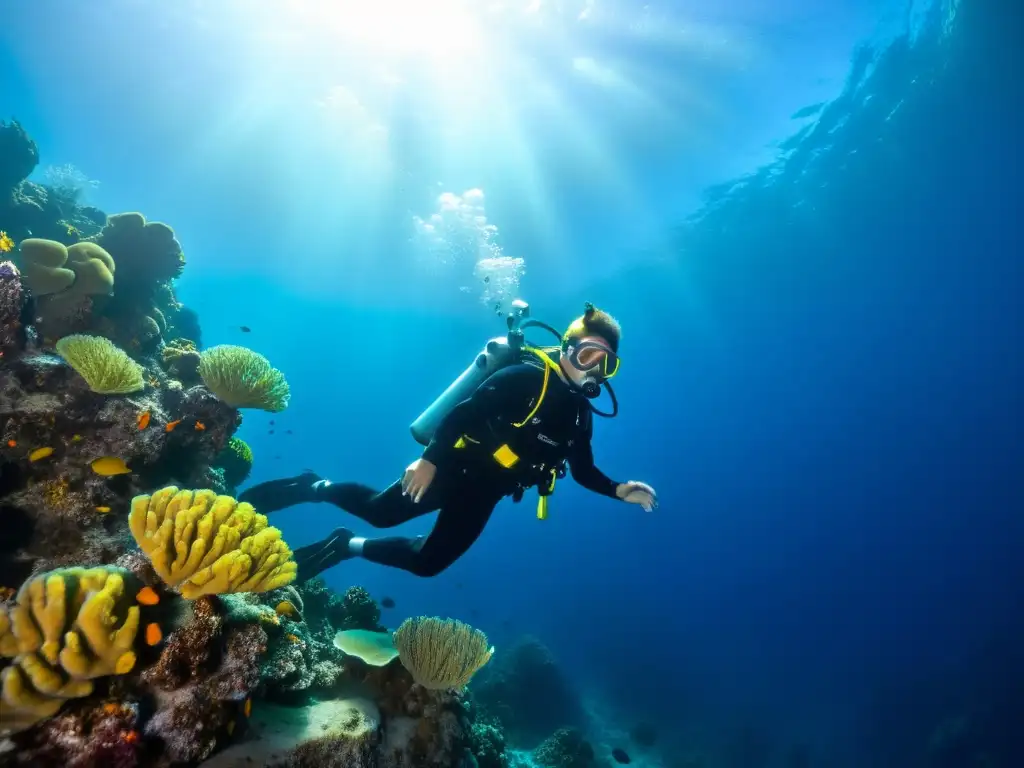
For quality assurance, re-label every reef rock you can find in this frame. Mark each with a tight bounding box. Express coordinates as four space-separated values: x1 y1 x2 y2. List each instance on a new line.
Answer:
0 262 31 358
0 351 239 582
471 636 588 749
203 695 380 767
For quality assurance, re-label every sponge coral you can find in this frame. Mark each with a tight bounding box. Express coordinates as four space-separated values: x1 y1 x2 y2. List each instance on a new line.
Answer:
55 334 145 394
0 567 141 735
198 344 291 412
129 486 297 599
392 616 493 690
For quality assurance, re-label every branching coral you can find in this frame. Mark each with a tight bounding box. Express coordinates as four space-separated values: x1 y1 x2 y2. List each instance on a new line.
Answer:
198 344 291 412
0 567 141 735
55 334 145 394
393 617 494 690
129 486 297 599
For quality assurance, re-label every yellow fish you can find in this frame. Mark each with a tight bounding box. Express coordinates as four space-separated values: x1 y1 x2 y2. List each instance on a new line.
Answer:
70 434 83 443
0 231 12 254
95 506 112 514
275 600 302 620
28 447 54 462
90 456 131 476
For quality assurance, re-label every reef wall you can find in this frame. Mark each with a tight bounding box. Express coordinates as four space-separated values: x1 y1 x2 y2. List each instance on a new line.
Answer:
0 120 503 768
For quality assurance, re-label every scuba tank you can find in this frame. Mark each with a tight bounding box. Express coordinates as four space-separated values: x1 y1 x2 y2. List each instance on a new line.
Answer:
409 298 619 446
410 300 532 446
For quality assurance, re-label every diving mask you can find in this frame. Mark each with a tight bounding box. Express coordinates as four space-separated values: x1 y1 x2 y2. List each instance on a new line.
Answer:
566 339 620 380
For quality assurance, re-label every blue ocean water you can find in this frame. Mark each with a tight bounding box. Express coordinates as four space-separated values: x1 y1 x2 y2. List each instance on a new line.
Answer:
2 0 1021 765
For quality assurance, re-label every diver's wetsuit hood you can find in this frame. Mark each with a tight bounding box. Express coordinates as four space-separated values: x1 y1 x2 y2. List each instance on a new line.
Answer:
513 318 619 419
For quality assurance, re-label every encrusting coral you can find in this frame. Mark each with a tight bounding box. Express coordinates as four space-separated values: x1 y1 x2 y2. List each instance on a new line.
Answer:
0 566 142 735
198 344 291 412
160 336 201 385
393 616 494 690
54 333 145 394
128 486 297 599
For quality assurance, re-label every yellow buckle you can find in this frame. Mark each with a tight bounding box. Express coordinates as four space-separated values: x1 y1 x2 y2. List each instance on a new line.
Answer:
493 444 520 468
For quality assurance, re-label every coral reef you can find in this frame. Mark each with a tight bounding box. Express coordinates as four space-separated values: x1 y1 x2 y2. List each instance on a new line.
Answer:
0 118 504 768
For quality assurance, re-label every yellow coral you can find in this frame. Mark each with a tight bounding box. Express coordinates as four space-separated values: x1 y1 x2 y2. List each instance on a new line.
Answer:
42 477 70 509
129 487 297 599
198 345 291 412
0 567 141 735
55 334 144 394
392 616 493 690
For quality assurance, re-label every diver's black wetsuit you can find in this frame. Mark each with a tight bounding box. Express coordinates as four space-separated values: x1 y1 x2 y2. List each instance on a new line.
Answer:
244 361 621 579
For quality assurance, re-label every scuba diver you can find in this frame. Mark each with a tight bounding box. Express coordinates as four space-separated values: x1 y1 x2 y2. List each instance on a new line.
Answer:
239 301 658 580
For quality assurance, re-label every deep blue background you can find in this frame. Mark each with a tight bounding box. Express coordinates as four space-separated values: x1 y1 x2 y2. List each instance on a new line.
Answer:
2 0 1021 764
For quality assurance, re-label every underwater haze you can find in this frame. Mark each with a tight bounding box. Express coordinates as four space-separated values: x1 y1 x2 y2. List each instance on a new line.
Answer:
2 0 1022 766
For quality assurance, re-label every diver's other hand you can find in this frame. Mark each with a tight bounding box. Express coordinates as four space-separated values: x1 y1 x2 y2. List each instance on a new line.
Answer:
616 481 658 511
402 458 437 503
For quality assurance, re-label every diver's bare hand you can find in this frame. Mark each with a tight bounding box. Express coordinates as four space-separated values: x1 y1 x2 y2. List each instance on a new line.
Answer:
402 458 437 504
616 481 658 512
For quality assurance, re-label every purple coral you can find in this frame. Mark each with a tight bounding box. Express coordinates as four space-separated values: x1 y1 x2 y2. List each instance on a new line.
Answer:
0 260 29 356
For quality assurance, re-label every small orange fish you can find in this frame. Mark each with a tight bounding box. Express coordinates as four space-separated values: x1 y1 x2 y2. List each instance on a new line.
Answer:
165 419 182 432
103 702 120 715
194 421 206 431
122 731 139 745
136 586 160 605
6 440 15 448
244 698 252 718
144 622 162 646
137 411 151 430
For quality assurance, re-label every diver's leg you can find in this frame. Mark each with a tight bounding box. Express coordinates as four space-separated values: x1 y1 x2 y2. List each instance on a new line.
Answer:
288 479 447 581
293 526 357 582
317 478 441 527
360 494 499 577
237 471 323 513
